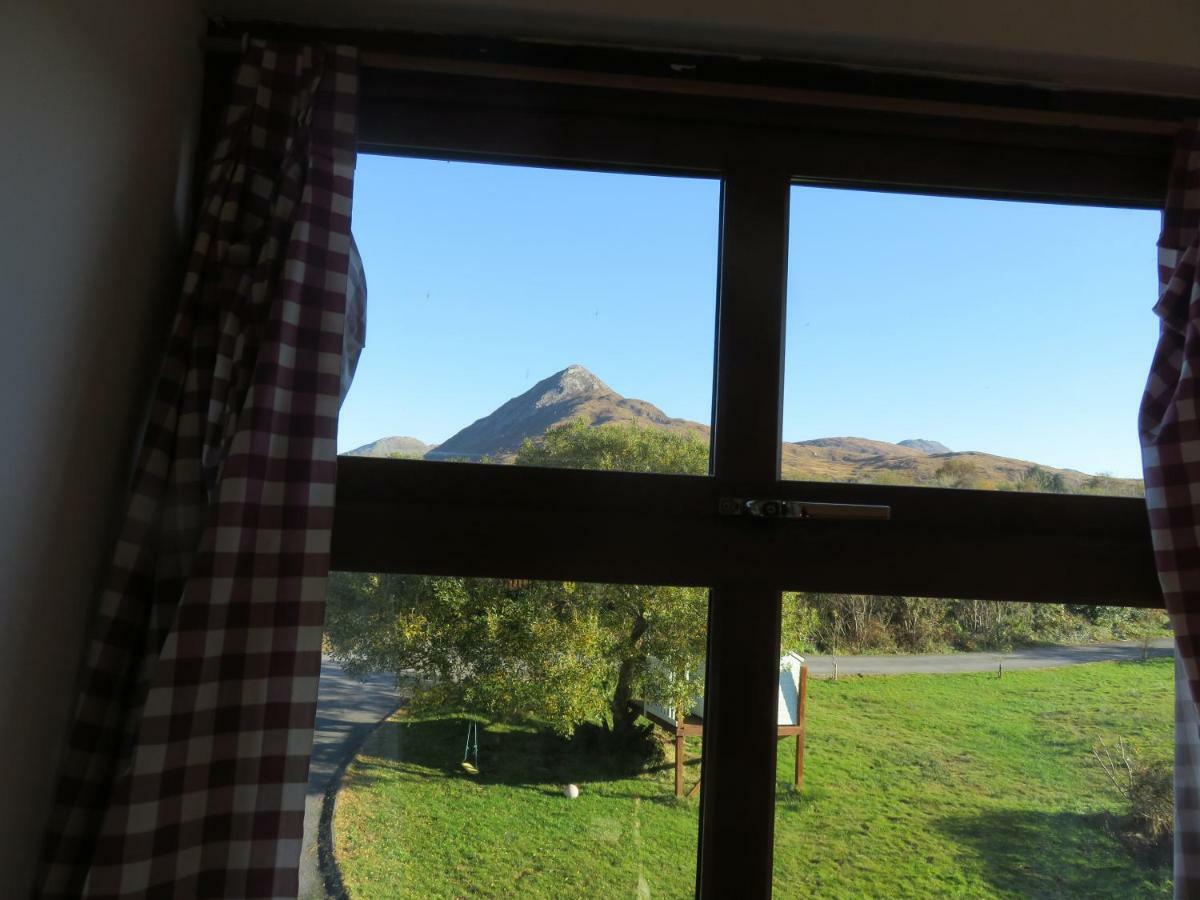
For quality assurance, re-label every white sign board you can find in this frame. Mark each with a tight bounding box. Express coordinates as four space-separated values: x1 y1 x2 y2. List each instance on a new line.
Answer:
644 653 806 728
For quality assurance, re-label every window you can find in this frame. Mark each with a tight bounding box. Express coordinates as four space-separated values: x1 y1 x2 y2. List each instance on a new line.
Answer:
782 186 1156 497
340 157 719 471
769 593 1171 895
298 31 1177 898
326 575 711 898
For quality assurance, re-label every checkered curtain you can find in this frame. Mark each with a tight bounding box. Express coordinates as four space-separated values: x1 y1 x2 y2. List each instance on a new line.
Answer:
1142 122 1200 898
35 42 364 898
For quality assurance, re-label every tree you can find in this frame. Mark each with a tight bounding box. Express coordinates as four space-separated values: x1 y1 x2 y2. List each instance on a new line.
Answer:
515 418 709 475
934 458 983 489
324 421 710 736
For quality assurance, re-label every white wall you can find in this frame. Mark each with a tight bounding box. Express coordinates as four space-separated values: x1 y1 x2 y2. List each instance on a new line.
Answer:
0 0 203 891
208 0 1200 97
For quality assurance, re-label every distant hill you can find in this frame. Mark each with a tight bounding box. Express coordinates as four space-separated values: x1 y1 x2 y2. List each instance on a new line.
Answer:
345 435 434 459
349 365 1142 494
426 365 706 462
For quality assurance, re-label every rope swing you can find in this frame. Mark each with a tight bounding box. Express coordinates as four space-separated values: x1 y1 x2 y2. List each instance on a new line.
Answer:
461 720 480 775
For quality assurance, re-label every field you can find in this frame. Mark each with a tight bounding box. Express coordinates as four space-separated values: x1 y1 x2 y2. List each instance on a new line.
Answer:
333 659 1173 899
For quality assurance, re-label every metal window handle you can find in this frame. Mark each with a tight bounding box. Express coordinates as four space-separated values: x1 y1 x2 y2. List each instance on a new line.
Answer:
719 497 891 521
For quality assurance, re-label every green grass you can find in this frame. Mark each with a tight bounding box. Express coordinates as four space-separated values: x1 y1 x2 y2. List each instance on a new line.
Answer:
335 659 1173 899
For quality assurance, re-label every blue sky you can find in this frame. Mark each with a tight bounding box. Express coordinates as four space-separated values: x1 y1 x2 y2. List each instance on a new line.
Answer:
342 154 1160 478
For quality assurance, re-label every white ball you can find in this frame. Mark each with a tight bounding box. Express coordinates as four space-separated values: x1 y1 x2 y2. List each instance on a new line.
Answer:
562 783 580 799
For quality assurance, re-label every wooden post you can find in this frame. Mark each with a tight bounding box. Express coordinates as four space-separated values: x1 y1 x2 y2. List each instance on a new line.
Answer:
675 731 685 799
795 665 808 790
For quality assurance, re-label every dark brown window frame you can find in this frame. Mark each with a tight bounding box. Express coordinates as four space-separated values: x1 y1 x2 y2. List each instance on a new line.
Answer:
206 26 1182 898
339 54 1169 609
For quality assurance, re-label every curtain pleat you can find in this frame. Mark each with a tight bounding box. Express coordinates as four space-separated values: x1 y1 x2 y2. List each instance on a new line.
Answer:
1141 122 1200 899
35 41 365 899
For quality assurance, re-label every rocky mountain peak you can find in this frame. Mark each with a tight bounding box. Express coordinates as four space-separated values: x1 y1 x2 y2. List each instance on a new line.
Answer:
532 365 614 408
425 365 694 462
899 439 952 455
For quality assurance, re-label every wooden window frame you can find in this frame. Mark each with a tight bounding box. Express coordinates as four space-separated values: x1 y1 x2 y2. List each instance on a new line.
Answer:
206 26 1185 898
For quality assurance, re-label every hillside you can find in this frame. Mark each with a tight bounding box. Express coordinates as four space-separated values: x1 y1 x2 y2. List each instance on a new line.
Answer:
898 439 950 454
345 365 1142 494
344 435 434 459
425 365 706 462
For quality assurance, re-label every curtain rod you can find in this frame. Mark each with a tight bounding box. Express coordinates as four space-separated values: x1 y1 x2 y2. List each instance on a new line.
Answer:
200 36 1181 138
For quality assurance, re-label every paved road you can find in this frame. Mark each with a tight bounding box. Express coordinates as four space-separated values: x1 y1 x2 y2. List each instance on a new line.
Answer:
299 658 401 900
803 637 1174 677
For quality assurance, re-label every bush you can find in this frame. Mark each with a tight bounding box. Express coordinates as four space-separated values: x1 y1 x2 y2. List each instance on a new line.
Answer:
1128 758 1173 849
933 458 983 489
780 593 1166 656
1093 737 1173 855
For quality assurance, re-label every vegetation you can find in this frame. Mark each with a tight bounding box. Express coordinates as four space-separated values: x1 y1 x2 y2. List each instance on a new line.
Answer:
325 574 706 737
783 594 1169 656
326 423 709 737
327 421 1166 740
334 659 1173 899
515 417 707 475
1093 737 1174 854
865 459 1145 498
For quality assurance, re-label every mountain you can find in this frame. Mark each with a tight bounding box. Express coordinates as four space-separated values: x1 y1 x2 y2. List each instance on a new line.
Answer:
345 435 434 459
426 365 706 462
351 365 1141 493
898 439 951 455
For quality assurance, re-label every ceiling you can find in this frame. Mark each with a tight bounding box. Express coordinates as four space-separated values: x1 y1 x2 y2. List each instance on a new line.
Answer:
206 0 1200 98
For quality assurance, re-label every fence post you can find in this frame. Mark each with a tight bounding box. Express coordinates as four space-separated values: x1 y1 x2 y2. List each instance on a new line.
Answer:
675 731 685 798
795 665 808 790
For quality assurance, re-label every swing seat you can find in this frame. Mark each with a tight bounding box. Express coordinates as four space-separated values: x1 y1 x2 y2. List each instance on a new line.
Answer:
461 720 480 775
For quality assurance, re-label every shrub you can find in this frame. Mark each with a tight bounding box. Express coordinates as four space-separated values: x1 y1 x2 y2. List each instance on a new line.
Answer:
1127 758 1173 849
1093 737 1173 855
933 458 982 489
891 597 951 652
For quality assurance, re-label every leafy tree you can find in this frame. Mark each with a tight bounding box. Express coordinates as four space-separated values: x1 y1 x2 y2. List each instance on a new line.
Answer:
325 421 710 736
781 594 822 654
934 458 983 489
325 575 616 732
515 418 709 475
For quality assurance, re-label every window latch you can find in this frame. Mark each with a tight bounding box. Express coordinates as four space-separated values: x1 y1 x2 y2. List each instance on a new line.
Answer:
719 497 891 521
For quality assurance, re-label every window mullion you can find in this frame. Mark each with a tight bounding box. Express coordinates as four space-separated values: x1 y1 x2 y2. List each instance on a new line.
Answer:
698 165 791 898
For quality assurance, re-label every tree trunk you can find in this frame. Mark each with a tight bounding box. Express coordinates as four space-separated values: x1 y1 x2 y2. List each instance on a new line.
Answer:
610 612 648 734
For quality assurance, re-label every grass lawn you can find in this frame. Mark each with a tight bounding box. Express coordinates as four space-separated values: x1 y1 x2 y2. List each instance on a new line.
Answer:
334 658 1173 899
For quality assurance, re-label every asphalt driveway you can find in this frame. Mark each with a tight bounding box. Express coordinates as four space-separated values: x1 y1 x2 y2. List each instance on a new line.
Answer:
802 637 1174 677
299 657 400 900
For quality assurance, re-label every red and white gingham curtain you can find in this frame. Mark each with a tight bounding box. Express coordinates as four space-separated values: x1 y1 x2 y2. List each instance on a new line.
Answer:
35 41 365 898
1142 123 1200 898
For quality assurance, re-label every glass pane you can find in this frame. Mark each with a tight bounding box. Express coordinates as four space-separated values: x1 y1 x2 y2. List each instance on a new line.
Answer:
322 574 709 899
782 187 1157 496
774 592 1173 896
340 156 719 475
